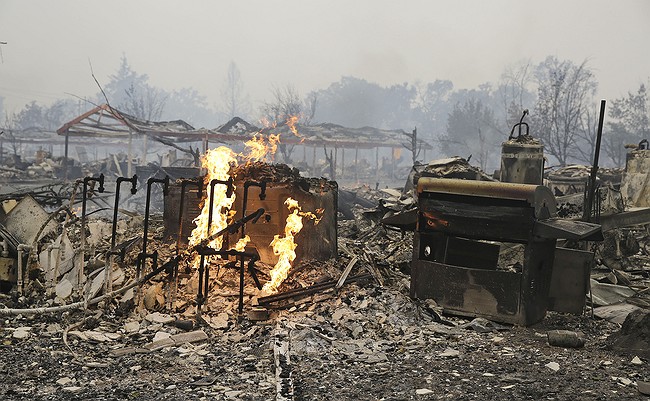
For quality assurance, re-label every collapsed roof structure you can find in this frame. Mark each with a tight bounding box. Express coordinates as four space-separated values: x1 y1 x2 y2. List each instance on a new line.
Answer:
56 105 432 182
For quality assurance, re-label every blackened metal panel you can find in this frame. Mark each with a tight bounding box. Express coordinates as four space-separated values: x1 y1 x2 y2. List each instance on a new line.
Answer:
520 240 556 325
444 237 500 270
419 194 535 242
548 247 593 315
411 258 524 325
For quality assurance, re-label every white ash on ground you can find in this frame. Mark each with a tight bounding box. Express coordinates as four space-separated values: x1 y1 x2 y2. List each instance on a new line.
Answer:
1 184 649 400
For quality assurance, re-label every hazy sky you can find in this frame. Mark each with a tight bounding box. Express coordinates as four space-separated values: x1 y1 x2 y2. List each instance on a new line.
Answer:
1 0 649 116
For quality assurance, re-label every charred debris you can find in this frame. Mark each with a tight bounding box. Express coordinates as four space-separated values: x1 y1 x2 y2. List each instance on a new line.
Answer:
1 106 649 399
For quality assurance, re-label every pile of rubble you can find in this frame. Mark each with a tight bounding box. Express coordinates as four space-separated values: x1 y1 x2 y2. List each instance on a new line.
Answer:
0 157 649 399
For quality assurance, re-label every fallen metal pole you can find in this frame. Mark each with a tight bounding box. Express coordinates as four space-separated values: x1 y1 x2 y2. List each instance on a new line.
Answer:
258 273 372 305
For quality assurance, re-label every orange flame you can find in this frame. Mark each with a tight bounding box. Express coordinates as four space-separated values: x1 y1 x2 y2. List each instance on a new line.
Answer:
286 115 299 136
232 235 250 252
188 146 237 264
422 211 449 229
243 134 280 162
187 115 307 275
286 115 305 144
262 197 321 293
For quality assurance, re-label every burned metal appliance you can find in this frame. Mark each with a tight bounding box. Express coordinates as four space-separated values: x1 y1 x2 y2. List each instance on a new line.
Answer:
411 178 601 326
499 111 544 185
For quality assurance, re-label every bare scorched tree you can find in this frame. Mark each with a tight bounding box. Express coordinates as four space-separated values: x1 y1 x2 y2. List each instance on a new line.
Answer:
220 61 251 120
531 57 597 166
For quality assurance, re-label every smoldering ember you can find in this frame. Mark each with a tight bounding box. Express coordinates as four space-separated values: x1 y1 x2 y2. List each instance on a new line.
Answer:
0 104 649 401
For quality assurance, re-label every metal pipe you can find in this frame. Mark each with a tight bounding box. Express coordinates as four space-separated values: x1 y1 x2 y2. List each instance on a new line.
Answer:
172 177 203 310
241 181 267 239
197 177 234 317
80 174 105 292
237 180 268 315
106 175 137 296
136 176 168 306
139 176 169 273
258 273 372 305
193 246 261 315
46 243 60 296
583 100 607 223
17 244 32 295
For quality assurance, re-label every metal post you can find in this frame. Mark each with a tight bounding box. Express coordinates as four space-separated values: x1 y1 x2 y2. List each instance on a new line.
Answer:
583 100 606 222
143 134 148 164
375 147 379 186
127 130 133 177
106 175 137 296
137 176 169 306
64 133 69 180
334 147 338 178
354 147 359 183
80 174 105 293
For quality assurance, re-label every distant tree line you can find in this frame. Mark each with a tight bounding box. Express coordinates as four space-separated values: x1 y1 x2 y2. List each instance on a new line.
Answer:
1 54 648 169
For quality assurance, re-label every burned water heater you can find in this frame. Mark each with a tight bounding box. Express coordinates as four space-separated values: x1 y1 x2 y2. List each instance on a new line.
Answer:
499 112 544 185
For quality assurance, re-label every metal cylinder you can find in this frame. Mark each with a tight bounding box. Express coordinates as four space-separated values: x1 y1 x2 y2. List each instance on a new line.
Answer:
547 329 585 348
500 140 544 185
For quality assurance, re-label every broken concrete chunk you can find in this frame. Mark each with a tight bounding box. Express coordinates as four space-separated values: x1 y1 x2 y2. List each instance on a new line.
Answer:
144 282 164 310
55 279 73 300
171 330 208 345
12 326 31 339
147 336 175 351
56 377 74 386
593 303 641 324
87 221 112 247
209 312 230 330
439 348 460 358
86 267 106 300
121 288 134 303
84 330 110 342
46 323 62 334
124 321 140 334
152 331 172 342
67 330 87 341
545 361 560 372
146 312 175 324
